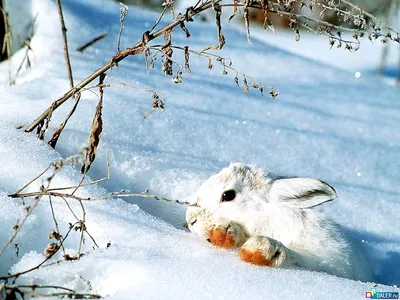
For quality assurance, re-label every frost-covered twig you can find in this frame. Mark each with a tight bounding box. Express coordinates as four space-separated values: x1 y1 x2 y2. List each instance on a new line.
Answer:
117 2 129 52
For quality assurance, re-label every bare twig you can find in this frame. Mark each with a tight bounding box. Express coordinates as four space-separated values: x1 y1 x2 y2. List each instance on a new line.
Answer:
24 0 222 133
0 164 60 257
48 195 66 255
0 196 42 257
56 0 74 89
149 6 167 33
117 3 129 52
48 152 110 192
4 286 101 299
0 221 79 281
76 32 107 52
14 164 51 195
0 3 12 85
9 189 197 207
48 92 81 149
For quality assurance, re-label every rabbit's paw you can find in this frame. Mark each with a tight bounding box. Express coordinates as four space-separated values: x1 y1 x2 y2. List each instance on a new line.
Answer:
186 206 247 248
208 220 247 249
239 236 291 267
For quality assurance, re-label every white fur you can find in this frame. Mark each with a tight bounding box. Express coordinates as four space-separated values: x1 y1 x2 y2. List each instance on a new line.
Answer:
186 163 373 281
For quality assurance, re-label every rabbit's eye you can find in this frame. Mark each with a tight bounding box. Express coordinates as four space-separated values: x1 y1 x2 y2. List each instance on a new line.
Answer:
221 190 236 202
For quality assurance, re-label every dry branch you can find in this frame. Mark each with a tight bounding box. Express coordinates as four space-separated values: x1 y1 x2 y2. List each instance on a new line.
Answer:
77 32 107 52
0 164 61 257
48 92 81 148
0 3 12 85
117 3 129 52
2 284 101 299
24 0 226 133
56 0 74 89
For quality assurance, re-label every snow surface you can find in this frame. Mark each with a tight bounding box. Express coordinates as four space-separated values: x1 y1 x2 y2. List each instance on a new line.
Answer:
1 0 400 298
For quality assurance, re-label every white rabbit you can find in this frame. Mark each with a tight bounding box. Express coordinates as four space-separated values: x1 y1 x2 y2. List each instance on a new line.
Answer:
186 163 373 281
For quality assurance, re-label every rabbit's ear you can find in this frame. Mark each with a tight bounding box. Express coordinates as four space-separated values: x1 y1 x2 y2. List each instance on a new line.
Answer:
269 178 337 209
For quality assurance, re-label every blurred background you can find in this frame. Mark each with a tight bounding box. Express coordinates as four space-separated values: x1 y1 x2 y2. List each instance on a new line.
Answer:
1 0 400 79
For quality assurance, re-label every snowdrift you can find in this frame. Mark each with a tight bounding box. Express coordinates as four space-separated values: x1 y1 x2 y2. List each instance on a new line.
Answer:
0 0 399 298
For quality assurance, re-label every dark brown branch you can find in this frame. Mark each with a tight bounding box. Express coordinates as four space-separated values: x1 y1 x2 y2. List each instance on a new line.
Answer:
76 32 107 52
56 0 74 89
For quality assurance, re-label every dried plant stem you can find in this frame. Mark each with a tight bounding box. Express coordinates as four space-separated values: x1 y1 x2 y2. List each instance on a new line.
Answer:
56 0 74 89
7 284 76 293
168 45 274 89
77 200 86 254
3 284 100 299
81 82 159 95
48 93 81 149
0 166 59 257
14 165 51 195
9 189 196 206
48 153 110 193
149 6 167 33
117 3 129 52
5 288 101 299
0 196 41 257
24 0 221 134
0 4 12 85
76 32 107 52
0 221 80 281
24 0 400 134
338 0 379 24
49 195 66 255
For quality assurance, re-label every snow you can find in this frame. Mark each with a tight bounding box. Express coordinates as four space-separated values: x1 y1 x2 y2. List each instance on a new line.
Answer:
1 0 400 298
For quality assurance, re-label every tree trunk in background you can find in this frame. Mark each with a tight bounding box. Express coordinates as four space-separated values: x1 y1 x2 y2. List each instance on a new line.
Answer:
0 0 6 61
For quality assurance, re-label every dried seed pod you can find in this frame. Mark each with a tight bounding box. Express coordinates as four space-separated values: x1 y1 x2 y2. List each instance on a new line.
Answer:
161 30 173 76
295 29 300 42
179 14 190 38
234 76 239 87
144 48 151 73
44 243 60 258
269 89 279 99
244 5 251 44
172 69 183 84
48 231 62 240
81 73 105 174
202 3 225 51
229 0 238 22
184 46 191 73
207 58 213 70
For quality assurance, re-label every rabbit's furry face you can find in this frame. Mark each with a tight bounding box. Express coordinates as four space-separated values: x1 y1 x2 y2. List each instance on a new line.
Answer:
191 163 337 235
194 163 271 220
